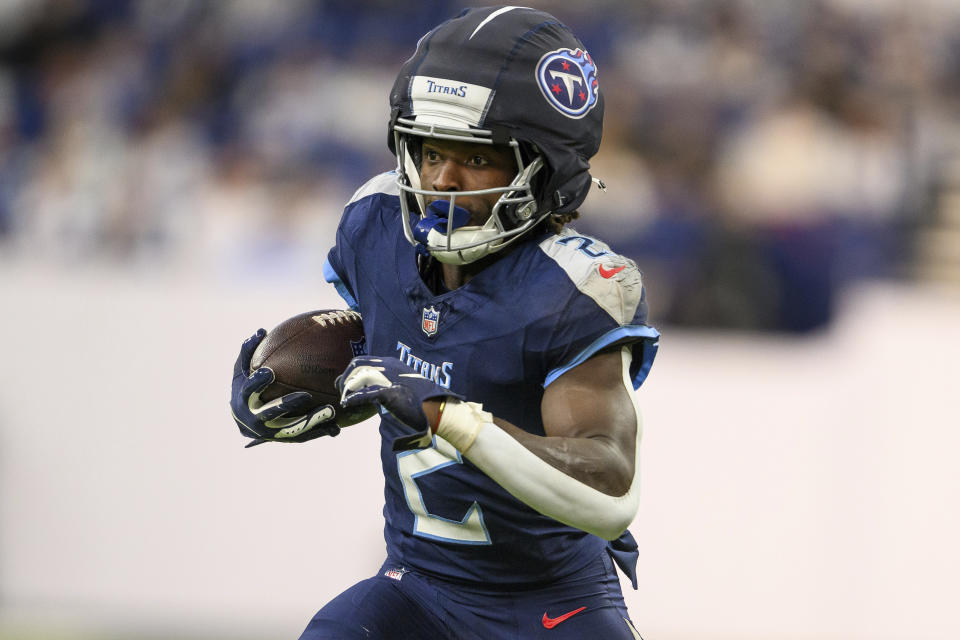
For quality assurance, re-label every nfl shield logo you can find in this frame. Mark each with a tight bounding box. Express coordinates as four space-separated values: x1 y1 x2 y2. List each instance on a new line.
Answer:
383 566 408 581
421 306 439 336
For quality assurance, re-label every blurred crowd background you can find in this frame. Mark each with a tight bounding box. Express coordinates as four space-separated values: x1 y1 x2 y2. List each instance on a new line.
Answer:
1 0 958 331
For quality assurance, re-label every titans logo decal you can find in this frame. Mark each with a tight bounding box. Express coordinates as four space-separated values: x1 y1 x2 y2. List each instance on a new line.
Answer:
535 48 599 119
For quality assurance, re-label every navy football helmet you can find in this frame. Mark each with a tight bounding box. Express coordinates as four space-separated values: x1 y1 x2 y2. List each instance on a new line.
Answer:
388 6 604 264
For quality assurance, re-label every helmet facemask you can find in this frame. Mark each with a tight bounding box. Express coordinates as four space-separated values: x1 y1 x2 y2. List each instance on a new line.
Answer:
393 117 548 265
387 8 604 266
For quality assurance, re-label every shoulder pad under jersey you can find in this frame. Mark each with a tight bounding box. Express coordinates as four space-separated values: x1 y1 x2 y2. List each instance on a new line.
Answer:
538 228 645 325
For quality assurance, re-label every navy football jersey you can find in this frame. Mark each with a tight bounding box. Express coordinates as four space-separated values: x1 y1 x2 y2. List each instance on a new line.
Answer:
324 172 659 586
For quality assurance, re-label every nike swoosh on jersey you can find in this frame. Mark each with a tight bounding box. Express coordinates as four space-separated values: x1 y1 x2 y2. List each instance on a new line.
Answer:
542 606 587 629
598 264 627 279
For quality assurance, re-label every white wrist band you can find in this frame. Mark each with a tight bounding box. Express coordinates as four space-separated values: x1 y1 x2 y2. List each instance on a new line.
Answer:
435 400 489 453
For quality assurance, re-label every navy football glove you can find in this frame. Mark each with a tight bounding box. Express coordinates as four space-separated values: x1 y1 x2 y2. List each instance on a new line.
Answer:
230 329 341 447
337 356 462 450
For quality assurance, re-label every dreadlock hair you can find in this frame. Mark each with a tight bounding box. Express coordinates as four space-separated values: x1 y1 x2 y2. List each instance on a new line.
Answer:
546 210 580 234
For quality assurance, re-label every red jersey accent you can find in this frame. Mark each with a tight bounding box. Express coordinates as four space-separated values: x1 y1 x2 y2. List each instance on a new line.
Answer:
598 264 626 279
542 606 587 629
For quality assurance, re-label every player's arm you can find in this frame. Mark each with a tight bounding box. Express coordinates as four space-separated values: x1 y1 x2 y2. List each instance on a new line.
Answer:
338 348 641 539
478 347 636 496
424 346 640 540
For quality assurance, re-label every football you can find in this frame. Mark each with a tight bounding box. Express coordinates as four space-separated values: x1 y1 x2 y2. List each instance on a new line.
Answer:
250 309 376 427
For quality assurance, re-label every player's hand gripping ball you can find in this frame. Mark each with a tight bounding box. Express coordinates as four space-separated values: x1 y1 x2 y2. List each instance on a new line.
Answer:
230 310 375 447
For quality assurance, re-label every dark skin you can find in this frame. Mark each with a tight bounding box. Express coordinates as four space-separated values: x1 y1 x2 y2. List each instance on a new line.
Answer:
420 138 518 288
418 138 638 497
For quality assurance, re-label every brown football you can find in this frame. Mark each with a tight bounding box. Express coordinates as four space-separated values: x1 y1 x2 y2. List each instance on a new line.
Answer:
250 309 376 427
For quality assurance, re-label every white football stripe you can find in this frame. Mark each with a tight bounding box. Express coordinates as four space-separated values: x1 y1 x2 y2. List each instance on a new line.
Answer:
311 309 361 327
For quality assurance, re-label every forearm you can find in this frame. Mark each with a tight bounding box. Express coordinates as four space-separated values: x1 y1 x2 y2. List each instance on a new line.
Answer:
423 403 635 497
429 399 641 540
492 418 635 496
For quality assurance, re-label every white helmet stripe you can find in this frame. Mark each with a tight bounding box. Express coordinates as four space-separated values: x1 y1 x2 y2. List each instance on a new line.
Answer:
410 76 493 129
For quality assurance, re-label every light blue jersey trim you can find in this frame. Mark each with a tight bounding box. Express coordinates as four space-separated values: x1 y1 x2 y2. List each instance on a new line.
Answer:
323 258 359 311
543 325 660 390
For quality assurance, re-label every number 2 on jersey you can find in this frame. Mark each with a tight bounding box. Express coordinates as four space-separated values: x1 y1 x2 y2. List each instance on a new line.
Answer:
396 437 492 545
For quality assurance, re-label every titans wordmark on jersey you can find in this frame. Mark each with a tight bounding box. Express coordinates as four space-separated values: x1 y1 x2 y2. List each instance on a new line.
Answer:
323 172 659 586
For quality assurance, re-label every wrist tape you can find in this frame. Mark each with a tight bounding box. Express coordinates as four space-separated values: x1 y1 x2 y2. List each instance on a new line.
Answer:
435 400 489 452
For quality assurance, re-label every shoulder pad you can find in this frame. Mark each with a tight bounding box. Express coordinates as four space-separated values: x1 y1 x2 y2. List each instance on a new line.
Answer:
538 229 645 325
348 171 399 205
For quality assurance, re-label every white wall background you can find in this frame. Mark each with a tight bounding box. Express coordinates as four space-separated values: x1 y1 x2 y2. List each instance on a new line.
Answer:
1 263 958 640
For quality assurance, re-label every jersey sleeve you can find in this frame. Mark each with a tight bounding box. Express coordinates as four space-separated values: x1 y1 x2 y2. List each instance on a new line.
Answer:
535 231 660 390
324 172 399 310
323 254 358 310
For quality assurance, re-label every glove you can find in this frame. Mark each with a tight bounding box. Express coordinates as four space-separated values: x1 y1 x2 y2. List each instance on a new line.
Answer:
337 355 463 451
230 329 341 448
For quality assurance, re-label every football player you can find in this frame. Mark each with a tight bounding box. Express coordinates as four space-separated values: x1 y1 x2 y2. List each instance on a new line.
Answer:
231 7 658 639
